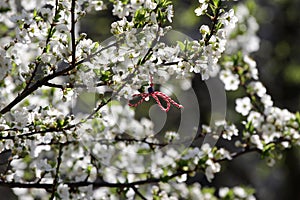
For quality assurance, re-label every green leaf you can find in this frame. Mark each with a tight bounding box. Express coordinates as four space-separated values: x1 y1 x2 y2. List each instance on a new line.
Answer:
209 4 217 16
92 42 100 53
177 41 186 51
295 112 300 130
56 118 65 127
262 143 275 155
137 148 151 154
33 9 38 17
246 0 257 15
213 0 220 7
202 187 216 195
245 120 254 134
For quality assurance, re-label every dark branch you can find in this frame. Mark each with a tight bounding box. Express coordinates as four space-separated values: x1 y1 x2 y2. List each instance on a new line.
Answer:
70 0 76 70
216 147 261 162
50 144 63 200
0 39 120 115
132 186 148 200
0 140 287 191
0 126 75 140
23 0 60 93
205 1 222 46
0 170 188 189
44 82 64 89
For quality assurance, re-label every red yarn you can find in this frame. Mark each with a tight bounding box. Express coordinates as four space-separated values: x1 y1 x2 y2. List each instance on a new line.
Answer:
128 76 184 112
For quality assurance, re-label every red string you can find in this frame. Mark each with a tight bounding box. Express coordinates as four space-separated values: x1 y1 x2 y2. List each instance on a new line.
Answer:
128 76 184 112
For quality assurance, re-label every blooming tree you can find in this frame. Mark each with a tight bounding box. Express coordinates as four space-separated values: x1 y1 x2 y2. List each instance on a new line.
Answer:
0 0 299 199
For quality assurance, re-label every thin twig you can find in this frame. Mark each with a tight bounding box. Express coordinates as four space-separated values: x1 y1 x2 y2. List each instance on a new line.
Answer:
44 82 64 89
23 0 60 92
0 127 73 140
70 0 76 70
0 170 188 189
216 147 261 162
132 186 148 200
205 1 222 46
50 144 64 200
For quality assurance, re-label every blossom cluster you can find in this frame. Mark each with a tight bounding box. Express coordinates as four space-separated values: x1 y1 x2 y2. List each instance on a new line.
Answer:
0 0 299 199
217 3 300 167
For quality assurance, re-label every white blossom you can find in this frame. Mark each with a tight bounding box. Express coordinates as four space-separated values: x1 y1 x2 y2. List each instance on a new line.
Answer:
57 184 70 200
166 5 174 22
205 159 221 182
219 187 229 197
247 111 263 129
144 0 157 10
112 1 130 18
235 97 252 116
226 4 260 55
261 94 273 108
250 135 263 150
92 0 106 11
233 186 247 198
248 81 266 97
220 69 240 91
195 1 208 16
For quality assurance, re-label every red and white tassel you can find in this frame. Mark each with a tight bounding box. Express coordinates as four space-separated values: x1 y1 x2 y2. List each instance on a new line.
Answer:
128 76 183 112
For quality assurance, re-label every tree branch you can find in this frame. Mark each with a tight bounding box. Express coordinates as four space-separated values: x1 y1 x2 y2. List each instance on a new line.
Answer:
50 144 63 200
205 1 222 46
0 128 68 140
0 39 120 115
70 0 76 70
0 140 287 192
0 170 188 189
216 147 261 162
44 82 64 89
132 186 148 200
23 0 60 92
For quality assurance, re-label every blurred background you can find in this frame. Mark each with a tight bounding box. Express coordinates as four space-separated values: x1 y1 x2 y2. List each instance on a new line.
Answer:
80 0 300 199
